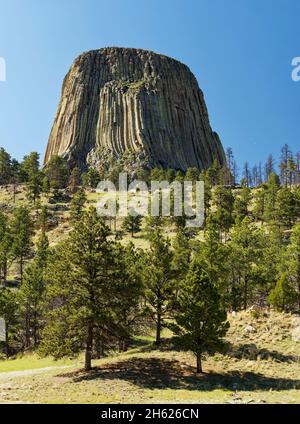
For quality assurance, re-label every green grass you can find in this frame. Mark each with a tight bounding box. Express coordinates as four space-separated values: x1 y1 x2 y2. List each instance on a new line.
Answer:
0 311 300 403
0 353 77 373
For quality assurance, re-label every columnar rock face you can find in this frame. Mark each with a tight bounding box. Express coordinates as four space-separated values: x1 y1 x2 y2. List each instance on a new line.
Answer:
44 47 225 172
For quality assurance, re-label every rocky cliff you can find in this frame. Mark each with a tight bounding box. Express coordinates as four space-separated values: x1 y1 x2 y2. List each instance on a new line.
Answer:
44 47 225 172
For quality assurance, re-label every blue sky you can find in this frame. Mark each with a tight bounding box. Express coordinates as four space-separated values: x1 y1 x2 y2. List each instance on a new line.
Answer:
0 0 299 171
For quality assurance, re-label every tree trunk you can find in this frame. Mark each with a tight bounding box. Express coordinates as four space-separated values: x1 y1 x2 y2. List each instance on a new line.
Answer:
13 182 16 204
196 353 203 373
155 307 162 347
85 322 93 371
5 325 9 358
297 253 300 310
94 328 104 359
119 339 128 352
25 305 31 349
33 309 38 346
20 256 24 284
244 275 248 310
3 261 7 287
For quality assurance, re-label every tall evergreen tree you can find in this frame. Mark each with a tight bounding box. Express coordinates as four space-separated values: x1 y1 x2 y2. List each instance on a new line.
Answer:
0 147 12 185
233 186 251 223
264 172 280 222
20 232 49 347
40 208 121 371
112 243 145 352
275 186 297 228
172 228 191 285
143 229 175 346
279 144 292 186
242 162 252 187
68 167 81 193
11 207 34 283
227 218 265 310
45 155 68 189
212 186 234 241
170 261 229 373
283 223 300 309
26 170 42 204
20 152 40 182
268 274 297 312
0 288 20 357
264 154 275 181
69 188 87 223
122 215 142 237
0 211 11 286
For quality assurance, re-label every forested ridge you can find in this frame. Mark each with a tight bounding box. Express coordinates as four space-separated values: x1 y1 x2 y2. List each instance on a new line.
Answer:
0 144 300 372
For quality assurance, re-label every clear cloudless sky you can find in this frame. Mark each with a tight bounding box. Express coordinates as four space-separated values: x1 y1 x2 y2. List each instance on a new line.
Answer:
0 0 299 170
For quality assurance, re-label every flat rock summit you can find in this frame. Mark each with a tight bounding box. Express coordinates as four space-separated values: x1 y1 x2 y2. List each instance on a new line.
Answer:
44 47 225 172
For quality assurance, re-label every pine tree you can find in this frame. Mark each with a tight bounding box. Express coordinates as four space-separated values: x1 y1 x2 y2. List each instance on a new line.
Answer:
40 208 120 371
20 152 40 182
0 288 20 357
11 207 34 283
45 155 68 189
185 167 199 182
11 159 20 203
112 243 145 352
258 226 284 298
287 156 297 187
122 215 142 237
143 229 175 346
233 186 251 223
225 147 235 185
242 162 252 187
82 168 101 188
150 168 165 182
174 170 184 183
253 188 265 223
279 144 292 186
212 186 234 241
264 154 275 181
268 274 297 312
26 170 42 204
0 147 12 185
227 218 265 310
264 172 280 222
205 159 220 186
41 175 51 196
196 222 228 295
251 164 259 187
165 168 176 183
284 223 300 309
0 211 11 286
172 228 191 284
37 205 51 232
20 232 49 347
275 186 297 228
170 261 229 373
69 188 87 223
200 177 212 225
68 167 81 193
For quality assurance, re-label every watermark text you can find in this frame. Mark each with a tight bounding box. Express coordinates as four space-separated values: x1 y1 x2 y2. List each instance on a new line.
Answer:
0 57 6 82
96 173 204 228
291 57 300 82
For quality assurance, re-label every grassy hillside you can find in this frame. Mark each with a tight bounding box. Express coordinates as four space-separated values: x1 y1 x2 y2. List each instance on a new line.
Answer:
0 309 299 404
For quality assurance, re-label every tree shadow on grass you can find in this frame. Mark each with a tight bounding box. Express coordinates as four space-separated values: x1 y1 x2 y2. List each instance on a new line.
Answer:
227 343 300 363
60 357 300 392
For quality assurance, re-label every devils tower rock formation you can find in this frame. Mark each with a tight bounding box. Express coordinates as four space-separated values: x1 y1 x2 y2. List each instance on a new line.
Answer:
44 47 225 172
